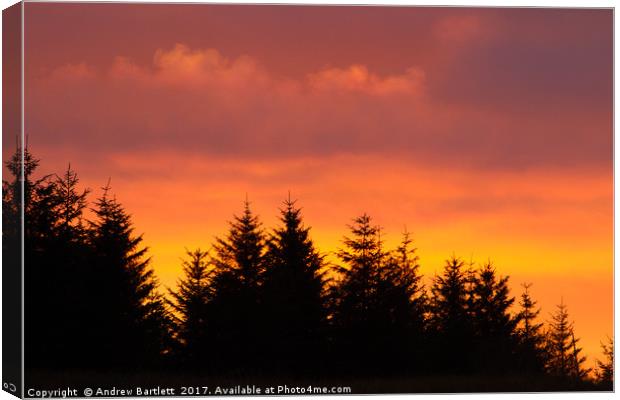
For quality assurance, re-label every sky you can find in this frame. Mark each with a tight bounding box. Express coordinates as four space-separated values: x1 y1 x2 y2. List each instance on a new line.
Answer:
13 4 612 369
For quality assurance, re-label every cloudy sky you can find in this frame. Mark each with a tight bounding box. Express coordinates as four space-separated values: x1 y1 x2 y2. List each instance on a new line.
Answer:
16 4 612 367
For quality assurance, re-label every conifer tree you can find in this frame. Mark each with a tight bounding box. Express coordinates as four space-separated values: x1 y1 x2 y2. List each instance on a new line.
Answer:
2 147 59 367
331 215 430 373
3 147 49 225
48 165 92 365
332 214 384 324
569 331 590 381
212 200 265 289
595 337 613 388
384 230 426 322
429 255 474 372
261 196 327 371
15 159 92 366
6 148 53 367
208 200 266 370
8 149 60 254
516 283 547 374
545 301 588 381
88 183 172 368
331 214 386 372
470 261 519 372
54 164 90 240
168 249 212 367
379 230 428 370
333 213 384 317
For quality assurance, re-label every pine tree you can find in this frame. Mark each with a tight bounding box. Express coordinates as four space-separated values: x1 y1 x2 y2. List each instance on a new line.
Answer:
11 157 92 367
569 331 590 381
333 213 384 319
469 261 519 373
384 230 426 318
429 255 474 372
208 200 266 371
261 196 327 372
595 337 613 388
168 249 212 367
54 164 90 240
332 214 384 324
379 230 428 371
212 199 265 289
545 301 588 382
330 214 386 372
3 146 48 226
88 183 172 368
516 283 547 374
331 215 430 373
6 148 60 367
48 165 93 366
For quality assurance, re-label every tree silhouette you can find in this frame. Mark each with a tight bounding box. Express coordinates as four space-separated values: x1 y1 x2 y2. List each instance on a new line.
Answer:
545 301 588 381
429 255 474 373
595 337 613 389
54 164 90 240
470 261 519 373
49 165 93 365
168 249 213 368
3 148 60 367
208 200 266 370
332 213 384 319
330 215 431 374
515 283 547 374
88 183 172 368
10 149 613 391
330 214 386 372
16 159 92 367
378 230 428 371
261 196 328 372
569 331 590 381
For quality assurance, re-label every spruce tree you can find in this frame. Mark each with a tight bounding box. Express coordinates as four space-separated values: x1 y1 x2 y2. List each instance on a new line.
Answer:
383 230 426 325
333 214 384 319
6 148 67 367
379 230 428 371
595 337 613 389
168 249 212 367
330 214 386 372
516 283 547 374
3 147 59 367
332 214 429 373
261 196 327 372
429 255 474 372
470 261 519 373
54 164 90 241
208 200 266 371
88 183 171 368
21 160 91 366
569 331 590 381
545 301 588 382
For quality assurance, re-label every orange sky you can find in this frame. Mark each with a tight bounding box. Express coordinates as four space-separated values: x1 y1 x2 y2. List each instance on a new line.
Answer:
12 4 613 370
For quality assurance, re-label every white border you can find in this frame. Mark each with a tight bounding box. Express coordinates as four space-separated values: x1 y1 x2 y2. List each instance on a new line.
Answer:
0 1 616 400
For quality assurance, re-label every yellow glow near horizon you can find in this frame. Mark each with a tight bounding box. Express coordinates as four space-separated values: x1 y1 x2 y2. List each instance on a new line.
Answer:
38 152 609 372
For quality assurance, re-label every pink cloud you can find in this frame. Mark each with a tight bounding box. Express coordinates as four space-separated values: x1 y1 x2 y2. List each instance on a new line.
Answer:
26 43 610 172
308 64 425 96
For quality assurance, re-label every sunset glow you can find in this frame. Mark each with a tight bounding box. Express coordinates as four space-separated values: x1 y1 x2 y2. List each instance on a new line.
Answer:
14 4 612 370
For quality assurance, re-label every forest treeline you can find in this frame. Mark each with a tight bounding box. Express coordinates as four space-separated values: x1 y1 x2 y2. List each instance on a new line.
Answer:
2 149 613 391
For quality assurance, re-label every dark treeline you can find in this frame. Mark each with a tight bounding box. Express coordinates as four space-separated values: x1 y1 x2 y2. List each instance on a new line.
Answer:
3 149 613 391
